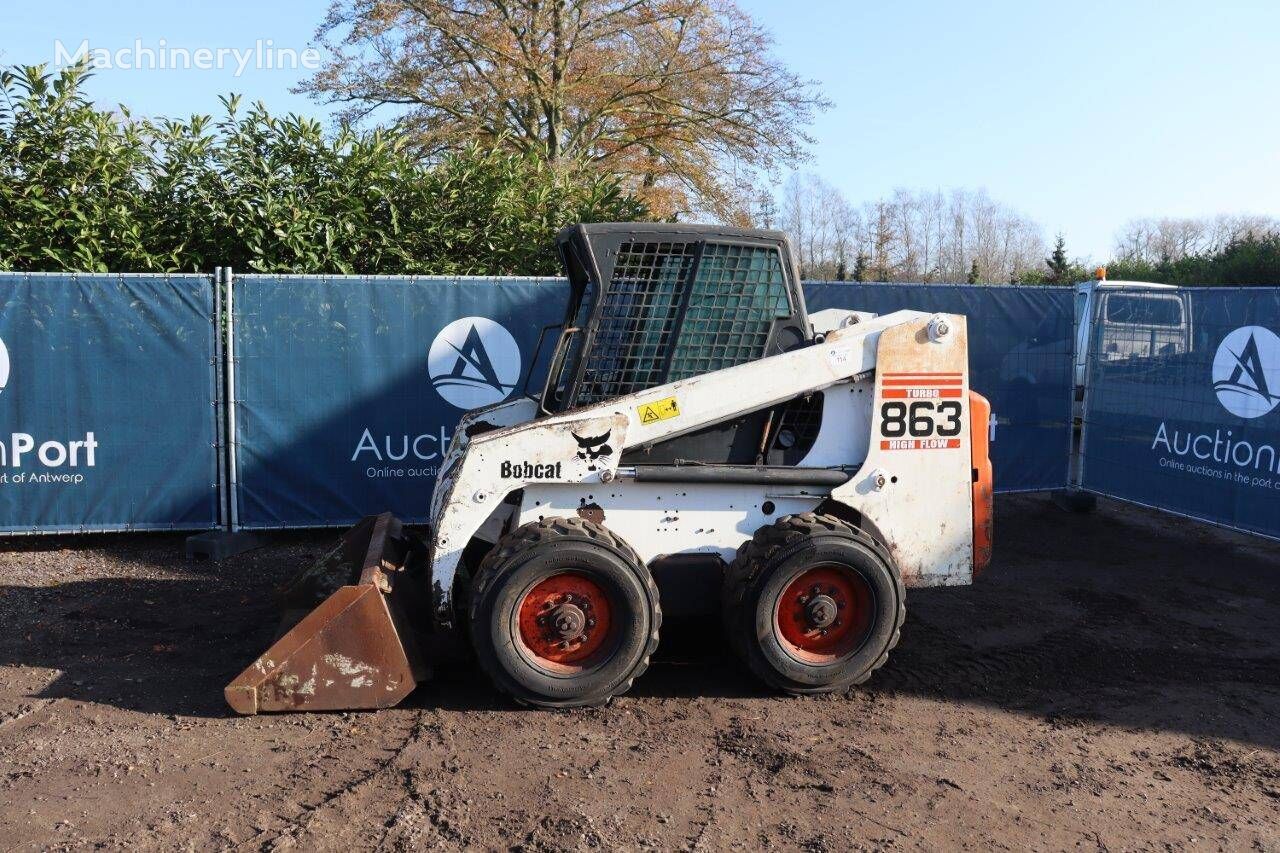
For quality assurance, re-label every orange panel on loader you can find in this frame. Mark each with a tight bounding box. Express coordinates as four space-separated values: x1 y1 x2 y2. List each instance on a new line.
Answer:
969 391 994 574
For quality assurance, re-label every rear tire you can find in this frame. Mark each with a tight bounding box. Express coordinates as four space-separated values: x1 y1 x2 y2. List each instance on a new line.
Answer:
468 517 661 708
722 513 904 694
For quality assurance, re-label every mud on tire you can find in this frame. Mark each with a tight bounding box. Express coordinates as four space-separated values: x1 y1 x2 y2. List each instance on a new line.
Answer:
468 517 661 709
722 512 905 695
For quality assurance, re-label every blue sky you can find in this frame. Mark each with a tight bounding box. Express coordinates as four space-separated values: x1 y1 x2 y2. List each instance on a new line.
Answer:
3 1 1278 260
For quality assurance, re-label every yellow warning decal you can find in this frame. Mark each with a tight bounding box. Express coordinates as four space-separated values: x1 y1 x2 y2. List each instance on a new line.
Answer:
637 396 681 425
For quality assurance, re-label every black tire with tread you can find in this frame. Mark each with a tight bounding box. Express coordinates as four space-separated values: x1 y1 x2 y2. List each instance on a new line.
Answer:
722 512 905 694
468 516 661 708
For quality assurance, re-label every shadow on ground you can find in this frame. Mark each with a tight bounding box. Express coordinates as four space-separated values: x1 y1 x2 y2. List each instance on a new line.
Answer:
2 495 1278 747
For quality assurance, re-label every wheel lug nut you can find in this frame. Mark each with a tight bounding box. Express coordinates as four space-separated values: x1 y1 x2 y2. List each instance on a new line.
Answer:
798 595 809 604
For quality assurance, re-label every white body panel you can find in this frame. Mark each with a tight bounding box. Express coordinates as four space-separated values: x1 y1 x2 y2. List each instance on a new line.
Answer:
808 308 877 337
795 378 875 468
425 310 977 628
519 481 822 564
830 315 973 586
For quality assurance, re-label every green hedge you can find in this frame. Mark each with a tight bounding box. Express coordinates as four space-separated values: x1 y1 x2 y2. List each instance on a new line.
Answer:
0 64 647 275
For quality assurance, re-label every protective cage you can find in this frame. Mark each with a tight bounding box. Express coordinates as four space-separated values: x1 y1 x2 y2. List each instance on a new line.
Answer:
551 223 811 411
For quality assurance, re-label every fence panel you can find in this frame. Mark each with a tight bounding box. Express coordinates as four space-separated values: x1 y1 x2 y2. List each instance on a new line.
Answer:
1081 286 1280 539
230 275 566 528
805 282 1074 493
0 273 220 533
231 277 1074 529
13 270 1269 535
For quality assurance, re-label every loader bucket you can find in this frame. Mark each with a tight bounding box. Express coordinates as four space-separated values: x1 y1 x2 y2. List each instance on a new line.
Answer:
225 513 431 715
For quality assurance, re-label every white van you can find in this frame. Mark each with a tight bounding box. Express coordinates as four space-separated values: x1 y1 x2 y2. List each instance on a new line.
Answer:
997 278 1190 425
1073 279 1191 399
1057 278 1192 509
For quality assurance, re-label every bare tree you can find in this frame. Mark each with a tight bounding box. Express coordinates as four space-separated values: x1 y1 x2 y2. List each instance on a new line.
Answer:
778 173 858 279
300 0 829 220
775 176 1046 282
1113 214 1280 263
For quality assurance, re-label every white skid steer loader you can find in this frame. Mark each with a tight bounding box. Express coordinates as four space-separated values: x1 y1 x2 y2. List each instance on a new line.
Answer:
226 223 993 712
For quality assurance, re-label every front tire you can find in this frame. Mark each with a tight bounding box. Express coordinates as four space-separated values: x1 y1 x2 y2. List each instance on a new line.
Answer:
723 513 904 694
468 517 661 708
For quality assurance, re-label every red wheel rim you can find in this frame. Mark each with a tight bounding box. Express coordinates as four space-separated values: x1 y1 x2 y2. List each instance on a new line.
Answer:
774 564 874 664
516 572 614 671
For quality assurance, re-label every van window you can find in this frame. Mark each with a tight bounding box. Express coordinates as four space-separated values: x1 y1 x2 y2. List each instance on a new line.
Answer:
1104 294 1182 327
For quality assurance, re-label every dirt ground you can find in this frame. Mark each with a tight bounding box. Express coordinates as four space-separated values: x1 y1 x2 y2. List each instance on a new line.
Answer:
1 494 1278 851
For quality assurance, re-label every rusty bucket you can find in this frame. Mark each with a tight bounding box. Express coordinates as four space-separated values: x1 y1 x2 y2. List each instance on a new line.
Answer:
225 513 430 715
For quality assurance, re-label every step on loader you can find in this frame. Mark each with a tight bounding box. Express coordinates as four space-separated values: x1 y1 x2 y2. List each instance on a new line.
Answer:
226 223 993 713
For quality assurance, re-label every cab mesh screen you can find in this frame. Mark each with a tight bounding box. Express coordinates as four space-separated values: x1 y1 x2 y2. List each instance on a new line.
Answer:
572 241 790 406
668 244 791 380
573 241 695 404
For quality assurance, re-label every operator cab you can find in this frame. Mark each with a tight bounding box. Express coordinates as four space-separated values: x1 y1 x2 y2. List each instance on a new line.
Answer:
540 223 819 465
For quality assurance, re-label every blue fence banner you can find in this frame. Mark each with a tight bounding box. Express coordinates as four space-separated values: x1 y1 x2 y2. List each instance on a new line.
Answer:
230 276 1073 529
230 275 565 528
5 269 1271 538
1081 286 1280 539
805 282 1074 493
0 273 220 532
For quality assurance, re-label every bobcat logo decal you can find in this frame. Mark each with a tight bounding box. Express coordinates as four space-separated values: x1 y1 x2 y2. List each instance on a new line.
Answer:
571 430 613 471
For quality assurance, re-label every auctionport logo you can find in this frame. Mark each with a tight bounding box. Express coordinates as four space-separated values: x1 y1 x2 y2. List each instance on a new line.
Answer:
350 317 519 478
1212 326 1280 419
0 337 99 482
428 317 521 410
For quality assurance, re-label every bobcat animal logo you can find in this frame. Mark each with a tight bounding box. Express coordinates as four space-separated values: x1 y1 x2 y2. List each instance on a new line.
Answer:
571 430 613 471
428 317 521 410
1212 326 1280 419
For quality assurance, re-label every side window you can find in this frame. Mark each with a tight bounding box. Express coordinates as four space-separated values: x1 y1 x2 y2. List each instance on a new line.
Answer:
1104 294 1183 327
572 242 695 405
668 245 791 380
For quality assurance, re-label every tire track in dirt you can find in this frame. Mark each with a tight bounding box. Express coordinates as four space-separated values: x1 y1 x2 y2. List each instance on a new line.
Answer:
0 698 56 730
682 720 726 851
237 709 436 851
374 709 475 851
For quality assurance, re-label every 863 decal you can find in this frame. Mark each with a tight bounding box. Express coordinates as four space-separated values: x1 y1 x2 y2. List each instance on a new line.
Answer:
878 372 965 451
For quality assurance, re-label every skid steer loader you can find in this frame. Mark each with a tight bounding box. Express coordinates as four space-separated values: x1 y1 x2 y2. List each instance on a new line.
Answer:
226 223 993 713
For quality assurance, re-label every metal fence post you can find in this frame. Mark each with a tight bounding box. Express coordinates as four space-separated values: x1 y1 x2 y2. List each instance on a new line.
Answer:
225 267 241 531
213 267 228 529
1072 297 1101 491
